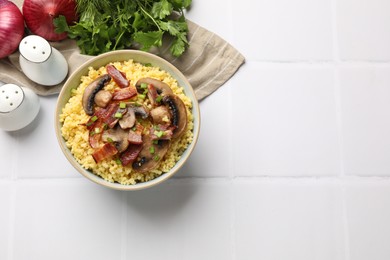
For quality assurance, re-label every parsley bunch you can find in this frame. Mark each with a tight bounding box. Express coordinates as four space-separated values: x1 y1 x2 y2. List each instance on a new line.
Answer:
54 0 192 57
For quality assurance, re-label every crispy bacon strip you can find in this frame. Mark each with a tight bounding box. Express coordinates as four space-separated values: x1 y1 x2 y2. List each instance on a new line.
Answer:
128 124 144 144
120 144 143 166
150 124 174 140
89 120 105 148
95 103 126 128
147 84 159 106
112 86 138 101
106 64 129 88
92 143 118 163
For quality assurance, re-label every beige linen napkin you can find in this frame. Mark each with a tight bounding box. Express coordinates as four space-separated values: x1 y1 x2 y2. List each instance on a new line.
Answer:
1 1 245 100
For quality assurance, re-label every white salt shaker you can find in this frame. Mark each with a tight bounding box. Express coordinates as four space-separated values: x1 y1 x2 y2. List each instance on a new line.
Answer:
0 83 40 131
19 35 68 86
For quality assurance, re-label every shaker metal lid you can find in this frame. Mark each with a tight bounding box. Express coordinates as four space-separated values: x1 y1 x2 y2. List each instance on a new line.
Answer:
0 84 24 113
19 35 52 63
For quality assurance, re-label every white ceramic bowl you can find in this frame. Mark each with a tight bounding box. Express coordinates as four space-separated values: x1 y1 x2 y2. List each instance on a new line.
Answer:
55 50 200 190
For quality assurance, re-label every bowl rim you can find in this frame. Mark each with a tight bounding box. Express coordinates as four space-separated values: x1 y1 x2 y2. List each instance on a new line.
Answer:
55 50 200 191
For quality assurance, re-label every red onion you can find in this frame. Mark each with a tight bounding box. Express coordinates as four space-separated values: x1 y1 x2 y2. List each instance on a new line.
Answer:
0 0 25 59
23 0 77 41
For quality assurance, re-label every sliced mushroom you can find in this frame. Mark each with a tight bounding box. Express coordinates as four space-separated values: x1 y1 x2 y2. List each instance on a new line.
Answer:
82 74 111 115
94 90 112 108
150 106 171 125
102 126 129 153
132 134 170 173
118 108 135 129
163 94 187 138
125 102 149 119
135 77 173 96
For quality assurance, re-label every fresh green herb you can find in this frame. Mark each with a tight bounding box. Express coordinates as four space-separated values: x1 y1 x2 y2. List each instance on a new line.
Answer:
119 102 126 109
107 137 114 143
155 130 164 138
94 127 101 134
140 83 148 89
155 95 162 103
114 112 123 118
91 115 98 122
54 0 192 57
153 140 159 144
138 94 146 100
144 63 152 67
153 155 160 161
149 146 155 154
115 158 122 165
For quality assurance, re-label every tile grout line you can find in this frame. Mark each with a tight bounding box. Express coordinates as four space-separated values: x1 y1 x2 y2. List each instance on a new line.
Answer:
228 0 236 258
120 192 128 260
7 132 19 260
247 60 390 67
4 175 390 184
330 0 351 259
7 181 16 260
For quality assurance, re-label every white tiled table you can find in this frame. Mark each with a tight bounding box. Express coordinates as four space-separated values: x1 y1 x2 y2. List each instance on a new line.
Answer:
2 0 390 259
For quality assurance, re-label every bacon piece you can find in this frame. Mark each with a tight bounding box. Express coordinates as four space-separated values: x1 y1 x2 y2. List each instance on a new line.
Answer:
95 103 127 128
147 84 159 106
120 144 143 166
106 64 129 88
150 124 174 140
112 87 138 101
88 120 105 148
128 124 144 144
92 143 118 163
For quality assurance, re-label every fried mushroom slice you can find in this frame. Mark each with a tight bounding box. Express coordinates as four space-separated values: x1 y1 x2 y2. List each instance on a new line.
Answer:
82 74 111 115
132 135 170 173
150 106 171 125
102 126 129 153
162 94 187 139
135 77 173 96
94 90 112 108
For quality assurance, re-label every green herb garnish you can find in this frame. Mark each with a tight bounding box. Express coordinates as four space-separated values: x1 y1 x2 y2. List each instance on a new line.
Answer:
54 0 191 57
155 130 164 138
119 102 126 109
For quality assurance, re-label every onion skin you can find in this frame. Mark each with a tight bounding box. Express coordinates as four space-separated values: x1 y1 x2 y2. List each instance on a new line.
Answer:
0 0 25 59
23 0 77 41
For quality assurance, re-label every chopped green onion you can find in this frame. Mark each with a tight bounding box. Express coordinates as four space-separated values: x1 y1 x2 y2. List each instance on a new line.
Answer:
156 95 162 103
115 158 122 165
91 115 98 122
134 102 141 107
119 102 126 109
149 146 155 154
153 140 159 144
153 155 160 161
114 112 123 118
138 94 146 100
144 63 152 67
140 83 148 89
107 137 114 143
155 130 164 138
94 127 101 134
143 89 148 95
